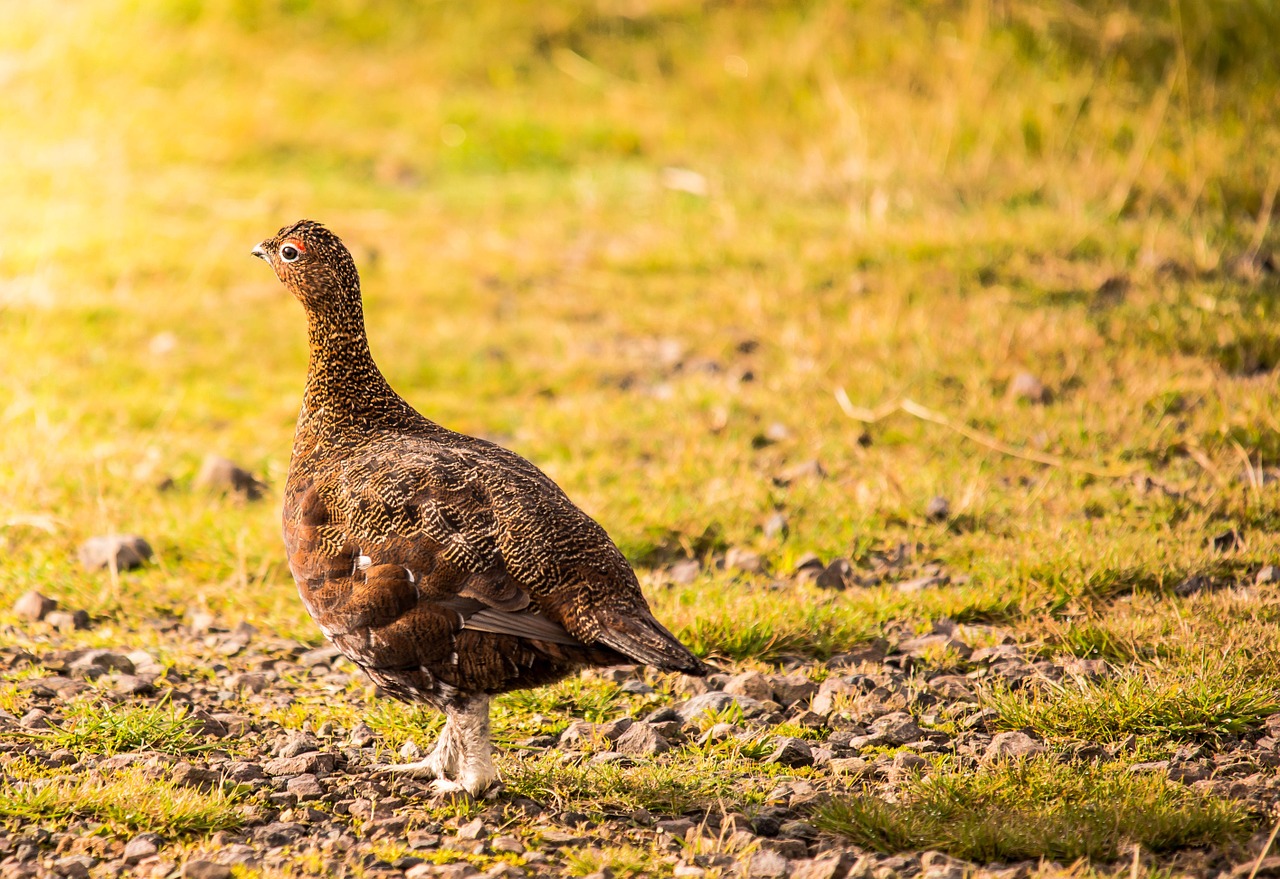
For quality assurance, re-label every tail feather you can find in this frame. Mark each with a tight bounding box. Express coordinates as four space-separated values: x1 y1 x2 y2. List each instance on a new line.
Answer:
594 610 709 676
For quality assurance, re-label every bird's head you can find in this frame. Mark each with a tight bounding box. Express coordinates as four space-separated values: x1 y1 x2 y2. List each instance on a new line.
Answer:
252 220 361 314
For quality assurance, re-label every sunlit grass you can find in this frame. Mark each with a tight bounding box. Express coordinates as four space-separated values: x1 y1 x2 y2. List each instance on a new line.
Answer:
27 699 213 756
815 758 1252 862
0 766 246 834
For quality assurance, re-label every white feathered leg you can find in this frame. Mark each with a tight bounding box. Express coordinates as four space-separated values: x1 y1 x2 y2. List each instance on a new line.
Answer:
378 695 496 796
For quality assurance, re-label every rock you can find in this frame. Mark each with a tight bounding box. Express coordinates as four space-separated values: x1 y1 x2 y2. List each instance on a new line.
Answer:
197 455 266 501
278 732 319 757
614 722 671 756
677 691 764 723
762 513 789 538
725 547 766 574
13 590 57 622
52 856 93 879
456 818 488 840
252 822 306 846
669 559 701 585
985 731 1045 761
794 554 825 582
929 675 976 701
115 675 156 696
895 574 948 593
1212 528 1242 553
1010 372 1049 404
44 610 91 631
897 634 972 660
286 774 324 801
770 674 817 707
182 862 232 879
349 723 375 748
790 853 856 879
1257 566 1280 585
765 737 814 767
925 496 950 521
263 752 336 777
816 559 853 590
812 676 861 716
491 835 524 854
868 713 924 746
77 534 153 571
748 848 791 878
725 671 774 702
69 650 135 678
123 835 161 864
171 762 219 790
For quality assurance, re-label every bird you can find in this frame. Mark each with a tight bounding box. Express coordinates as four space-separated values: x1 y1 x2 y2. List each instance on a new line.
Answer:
252 220 708 796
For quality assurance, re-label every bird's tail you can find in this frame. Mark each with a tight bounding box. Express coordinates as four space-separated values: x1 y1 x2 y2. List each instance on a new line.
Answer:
593 609 710 676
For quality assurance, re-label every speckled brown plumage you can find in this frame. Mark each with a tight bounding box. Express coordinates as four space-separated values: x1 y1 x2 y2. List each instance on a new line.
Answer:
253 220 706 794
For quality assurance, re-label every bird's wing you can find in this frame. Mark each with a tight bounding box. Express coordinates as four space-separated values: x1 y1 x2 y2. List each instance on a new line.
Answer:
300 439 586 648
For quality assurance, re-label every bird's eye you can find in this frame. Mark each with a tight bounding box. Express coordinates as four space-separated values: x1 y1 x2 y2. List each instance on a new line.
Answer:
280 244 301 262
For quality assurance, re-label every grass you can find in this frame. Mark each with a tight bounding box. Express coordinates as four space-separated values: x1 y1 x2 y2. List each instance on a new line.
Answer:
26 699 213 756
0 765 245 835
983 661 1279 745
814 758 1252 863
0 0 1279 873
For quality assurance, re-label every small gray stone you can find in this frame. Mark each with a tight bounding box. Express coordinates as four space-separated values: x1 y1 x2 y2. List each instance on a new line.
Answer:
278 732 319 757
770 673 817 707
748 848 791 879
13 589 57 622
78 534 152 571
725 547 766 574
614 722 671 756
52 856 93 879
725 671 774 702
668 559 701 585
171 762 219 790
286 773 324 801
123 834 161 864
766 736 814 767
491 835 524 854
869 713 924 747
263 752 336 777
1010 371 1049 403
816 558 853 590
348 723 375 748
790 853 855 879
197 455 265 501
43 610 91 631
115 675 156 696
69 649 135 678
182 861 232 879
677 691 765 723
1257 565 1280 585
985 730 1045 761
762 513 789 538
456 817 488 840
925 496 950 521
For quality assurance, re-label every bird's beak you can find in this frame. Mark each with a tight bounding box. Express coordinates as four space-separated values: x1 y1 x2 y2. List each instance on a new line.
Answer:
251 243 268 261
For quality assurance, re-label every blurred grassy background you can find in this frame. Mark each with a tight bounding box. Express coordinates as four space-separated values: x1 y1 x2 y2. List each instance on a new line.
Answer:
1 0 1278 644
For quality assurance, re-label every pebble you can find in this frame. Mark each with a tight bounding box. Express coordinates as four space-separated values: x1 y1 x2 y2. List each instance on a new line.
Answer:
43 609 91 631
748 849 791 878
765 736 814 767
77 534 153 571
182 861 232 879
815 559 853 590
614 722 671 756
123 835 162 864
1009 371 1049 403
725 547 766 574
925 496 950 521
984 730 1045 761
12 589 57 622
286 774 324 801
197 454 266 500
677 691 765 722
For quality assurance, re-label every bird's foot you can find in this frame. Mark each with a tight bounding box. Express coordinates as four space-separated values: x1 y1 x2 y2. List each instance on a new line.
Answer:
376 756 447 779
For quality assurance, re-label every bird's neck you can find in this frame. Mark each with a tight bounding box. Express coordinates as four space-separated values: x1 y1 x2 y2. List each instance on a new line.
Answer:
297 309 410 437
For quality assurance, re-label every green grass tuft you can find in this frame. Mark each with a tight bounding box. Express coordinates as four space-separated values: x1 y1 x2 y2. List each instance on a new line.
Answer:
30 700 213 756
815 758 1252 862
0 766 245 834
984 663 1279 744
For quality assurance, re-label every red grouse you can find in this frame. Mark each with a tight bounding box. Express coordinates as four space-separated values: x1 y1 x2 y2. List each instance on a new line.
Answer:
252 220 707 795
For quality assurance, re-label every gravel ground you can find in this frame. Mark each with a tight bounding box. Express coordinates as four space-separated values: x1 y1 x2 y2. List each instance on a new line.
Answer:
2 597 1278 879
